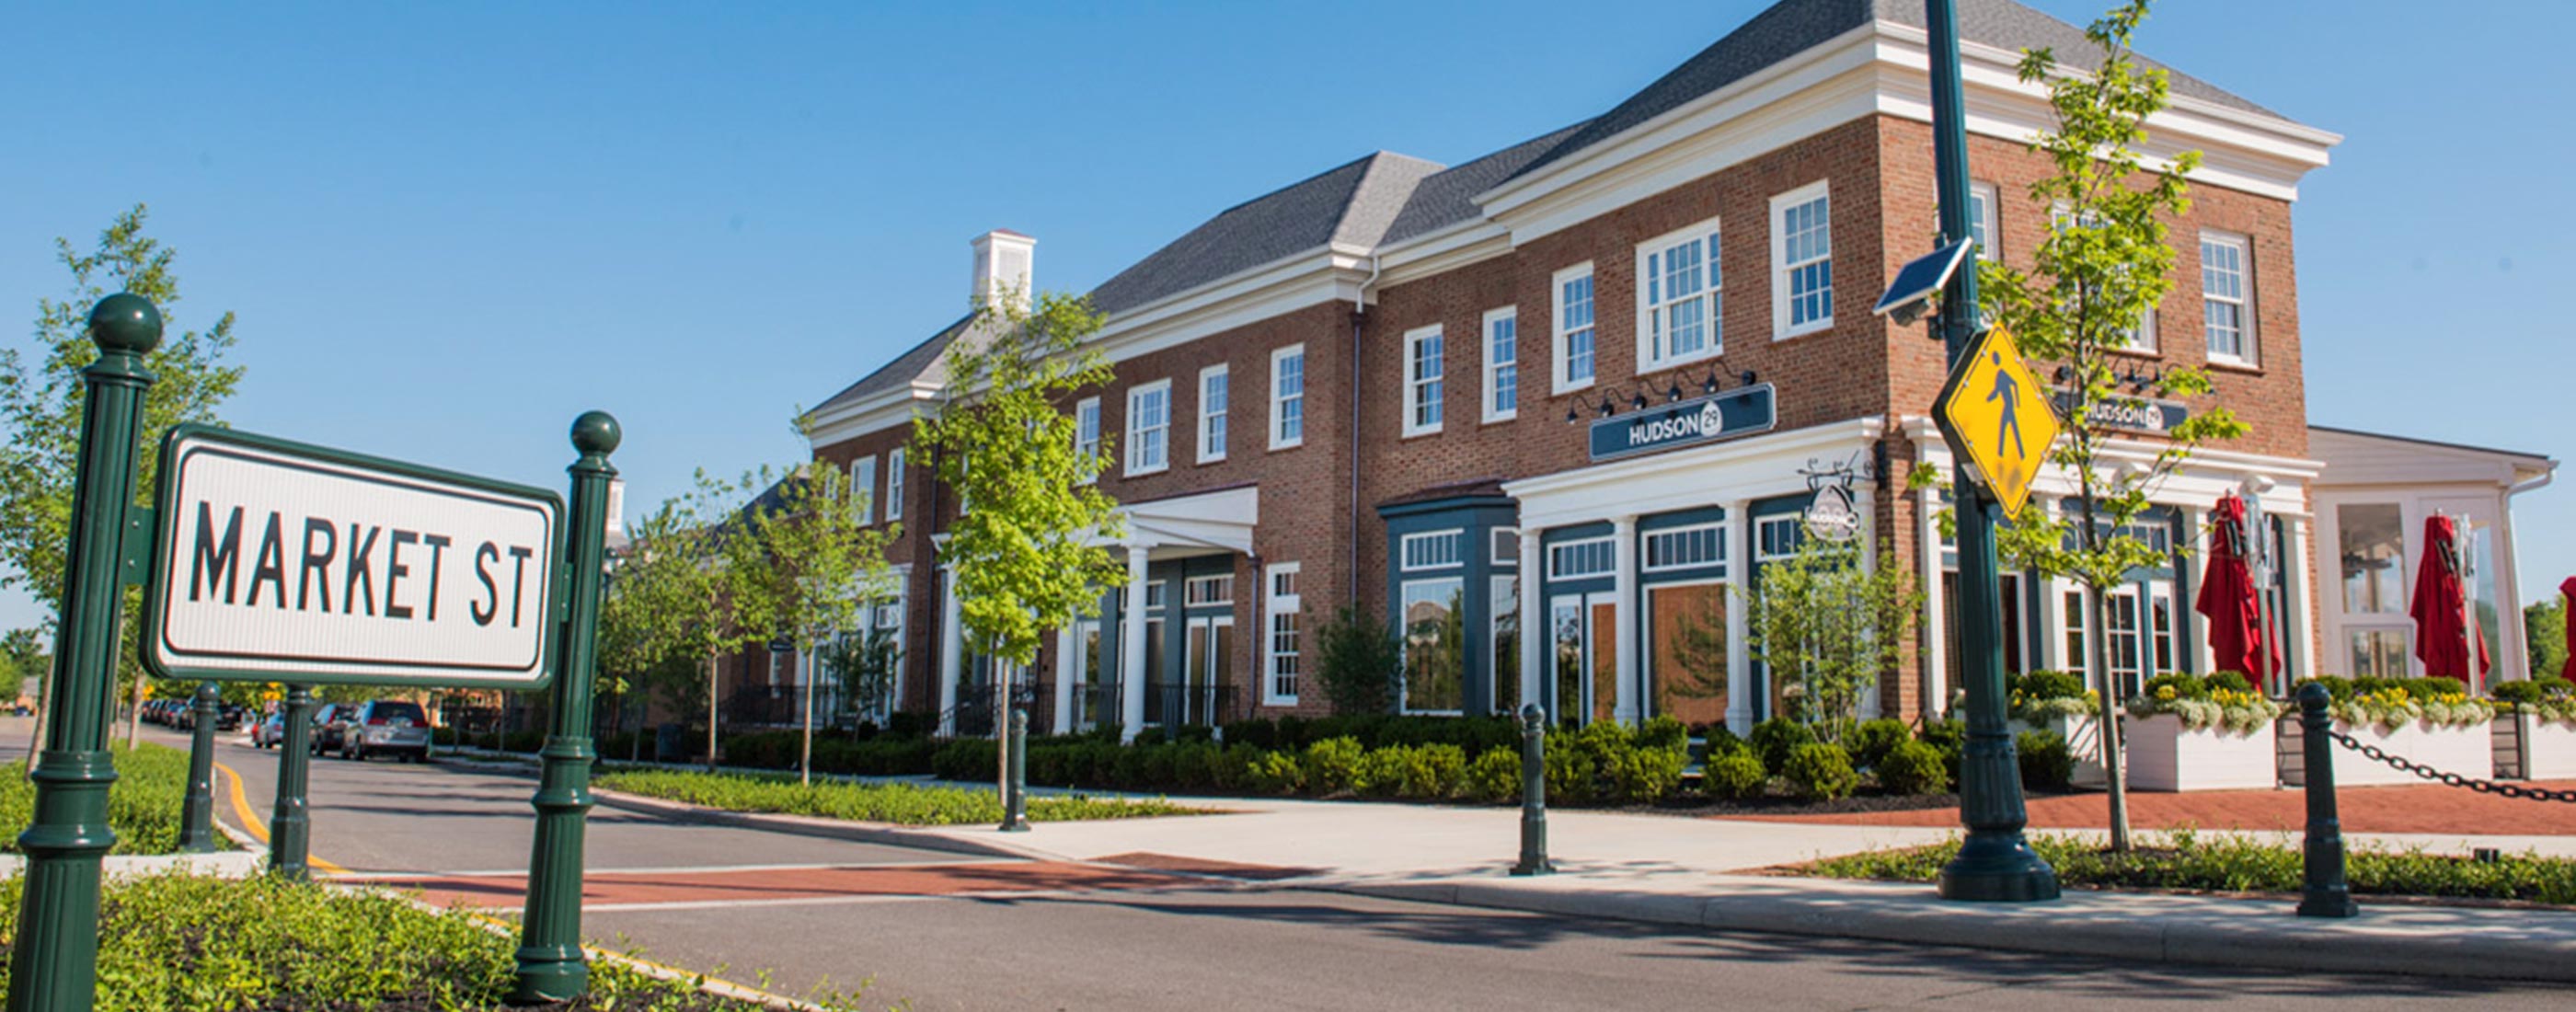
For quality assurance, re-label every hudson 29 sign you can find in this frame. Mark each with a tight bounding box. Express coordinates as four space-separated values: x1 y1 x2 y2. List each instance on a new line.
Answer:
142 425 565 689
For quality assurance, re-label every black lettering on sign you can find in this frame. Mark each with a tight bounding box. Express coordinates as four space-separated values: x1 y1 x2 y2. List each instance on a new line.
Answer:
345 523 380 616
297 518 336 613
246 512 289 609
507 545 535 628
190 502 245 604
385 529 419 620
421 534 451 622
471 542 500 627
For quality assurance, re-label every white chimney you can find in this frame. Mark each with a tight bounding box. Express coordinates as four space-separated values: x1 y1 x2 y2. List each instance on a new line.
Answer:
971 229 1035 311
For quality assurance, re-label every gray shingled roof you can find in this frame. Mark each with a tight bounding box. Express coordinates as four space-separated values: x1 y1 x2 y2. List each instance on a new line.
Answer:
1383 121 1593 246
1086 151 1443 316
1512 0 2275 182
810 311 973 416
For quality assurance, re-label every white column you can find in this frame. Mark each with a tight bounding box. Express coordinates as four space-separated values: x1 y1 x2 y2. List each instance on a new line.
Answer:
1916 484 1948 724
1855 483 1881 720
1120 545 1151 742
1518 527 1546 719
1610 514 1640 728
1053 622 1078 734
937 567 963 736
1725 500 1754 735
2283 515 2316 691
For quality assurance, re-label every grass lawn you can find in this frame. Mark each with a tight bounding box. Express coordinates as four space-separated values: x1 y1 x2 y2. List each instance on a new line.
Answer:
1 742 198 855
0 872 873 1010
1798 828 2576 906
595 768 1204 825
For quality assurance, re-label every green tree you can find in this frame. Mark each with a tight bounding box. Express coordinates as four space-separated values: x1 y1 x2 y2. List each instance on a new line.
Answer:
0 204 243 750
598 472 778 768
0 627 42 705
1316 603 1401 716
1738 537 1921 739
2528 598 2567 684
1975 0 2242 851
735 450 897 783
912 289 1126 761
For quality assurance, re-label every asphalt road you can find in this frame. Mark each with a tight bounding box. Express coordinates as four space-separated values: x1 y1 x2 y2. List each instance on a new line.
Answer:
20 718 2573 1011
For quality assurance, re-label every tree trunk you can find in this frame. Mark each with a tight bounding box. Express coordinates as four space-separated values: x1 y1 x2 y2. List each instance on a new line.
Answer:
2087 586 2133 852
23 660 50 776
799 643 816 787
124 668 145 749
705 650 719 772
994 647 1009 801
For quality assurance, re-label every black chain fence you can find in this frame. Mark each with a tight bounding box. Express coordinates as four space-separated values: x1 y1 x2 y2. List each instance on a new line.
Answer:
2323 727 2576 803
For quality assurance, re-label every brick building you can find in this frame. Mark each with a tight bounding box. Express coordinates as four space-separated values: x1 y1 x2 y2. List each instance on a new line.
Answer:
771 0 2542 742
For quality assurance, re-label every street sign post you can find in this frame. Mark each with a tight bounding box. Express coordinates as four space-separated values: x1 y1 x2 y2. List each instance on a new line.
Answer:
1933 323 2062 520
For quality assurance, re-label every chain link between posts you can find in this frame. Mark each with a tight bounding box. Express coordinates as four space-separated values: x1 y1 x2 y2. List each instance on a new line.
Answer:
2322 727 2576 803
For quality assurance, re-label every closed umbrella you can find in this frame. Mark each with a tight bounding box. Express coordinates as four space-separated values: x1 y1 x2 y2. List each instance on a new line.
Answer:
2560 576 2574 681
2195 493 2272 680
2409 514 2490 687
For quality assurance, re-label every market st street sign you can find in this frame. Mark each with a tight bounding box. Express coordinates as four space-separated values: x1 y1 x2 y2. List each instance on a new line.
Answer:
143 424 564 688
1588 384 1777 461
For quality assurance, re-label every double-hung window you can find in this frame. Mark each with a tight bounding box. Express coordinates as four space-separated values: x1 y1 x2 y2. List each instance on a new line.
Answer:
1198 364 1228 464
1482 307 1518 422
1270 344 1305 449
1552 263 1595 393
884 447 904 522
1968 180 2001 260
1404 325 1443 437
850 455 878 525
1637 217 1722 369
1771 181 1834 339
1125 380 1170 477
1264 563 1302 705
2201 231 2253 365
1075 397 1102 485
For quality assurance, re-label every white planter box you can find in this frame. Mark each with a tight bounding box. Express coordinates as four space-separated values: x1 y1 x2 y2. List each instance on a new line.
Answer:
2125 713 2277 792
2517 714 2576 781
2315 719 2492 788
2010 711 2105 787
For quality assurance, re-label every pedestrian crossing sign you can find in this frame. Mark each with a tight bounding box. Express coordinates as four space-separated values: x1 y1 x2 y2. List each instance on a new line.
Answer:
1934 324 2060 519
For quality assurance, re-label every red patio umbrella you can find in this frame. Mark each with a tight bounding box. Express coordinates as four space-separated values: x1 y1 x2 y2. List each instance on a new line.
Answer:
2559 576 2574 680
2409 514 2490 687
2195 494 2273 681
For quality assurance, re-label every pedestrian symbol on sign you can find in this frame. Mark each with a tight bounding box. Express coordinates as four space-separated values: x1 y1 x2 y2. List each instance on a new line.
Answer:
1984 351 2023 459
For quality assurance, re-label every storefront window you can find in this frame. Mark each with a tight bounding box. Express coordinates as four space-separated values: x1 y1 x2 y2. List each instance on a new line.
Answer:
1400 580 1466 713
2336 503 2404 615
2349 628 2409 678
1490 577 1519 715
1648 582 1728 727
1552 601 1583 725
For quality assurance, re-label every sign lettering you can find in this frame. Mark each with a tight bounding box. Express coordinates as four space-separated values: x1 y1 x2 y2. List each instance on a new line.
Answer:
1588 385 1777 461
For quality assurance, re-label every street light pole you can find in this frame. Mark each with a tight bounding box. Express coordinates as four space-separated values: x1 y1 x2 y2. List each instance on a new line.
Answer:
1927 0 2057 903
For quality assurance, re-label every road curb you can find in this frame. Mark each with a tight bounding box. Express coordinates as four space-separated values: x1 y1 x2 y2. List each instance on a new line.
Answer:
585 788 1056 863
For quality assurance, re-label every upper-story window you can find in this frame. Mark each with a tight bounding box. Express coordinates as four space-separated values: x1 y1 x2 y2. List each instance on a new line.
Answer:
1771 181 1833 339
1637 216 1723 369
850 455 878 525
1198 364 1229 464
1401 529 1465 571
1483 307 1518 422
885 447 904 522
1271 343 1305 449
1969 180 2001 260
1126 379 1170 477
1553 263 1595 393
2201 230 2254 365
1075 396 1101 457
1404 325 1443 437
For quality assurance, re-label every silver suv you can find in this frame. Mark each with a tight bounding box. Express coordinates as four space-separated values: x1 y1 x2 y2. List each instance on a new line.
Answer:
335 700 433 763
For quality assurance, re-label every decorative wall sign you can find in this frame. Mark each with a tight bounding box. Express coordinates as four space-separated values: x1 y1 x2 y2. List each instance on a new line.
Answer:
2053 390 2191 436
1587 384 1777 462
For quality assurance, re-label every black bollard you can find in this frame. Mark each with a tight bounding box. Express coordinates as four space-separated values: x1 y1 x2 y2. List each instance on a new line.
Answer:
1000 707 1030 833
1512 703 1552 876
2295 682 2357 918
270 684 316 880
178 683 222 853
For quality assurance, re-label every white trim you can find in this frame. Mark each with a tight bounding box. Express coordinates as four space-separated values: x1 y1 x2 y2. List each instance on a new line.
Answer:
2200 229 2256 367
1197 363 1229 465
1075 396 1102 485
1402 324 1445 438
849 454 878 525
1482 305 1521 423
1770 179 1834 340
884 447 905 522
1400 528 1467 572
1547 536 1616 581
1511 417 1888 532
1397 575 1469 716
1124 379 1173 477
1491 526 1521 567
1641 522 1728 573
1183 572 1235 607
1551 262 1597 395
1634 215 1726 371
1269 343 1306 450
1969 179 2000 260
1263 561 1303 706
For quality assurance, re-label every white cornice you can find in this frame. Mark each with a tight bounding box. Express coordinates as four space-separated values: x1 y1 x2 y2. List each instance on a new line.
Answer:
1506 417 1886 530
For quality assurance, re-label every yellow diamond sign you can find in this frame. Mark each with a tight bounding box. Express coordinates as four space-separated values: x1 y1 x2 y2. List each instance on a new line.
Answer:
1934 324 2061 519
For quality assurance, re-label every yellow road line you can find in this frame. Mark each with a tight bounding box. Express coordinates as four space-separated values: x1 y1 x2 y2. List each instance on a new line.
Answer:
214 758 353 877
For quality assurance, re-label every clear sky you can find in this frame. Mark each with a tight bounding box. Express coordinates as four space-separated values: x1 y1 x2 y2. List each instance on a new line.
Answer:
2 1 2570 636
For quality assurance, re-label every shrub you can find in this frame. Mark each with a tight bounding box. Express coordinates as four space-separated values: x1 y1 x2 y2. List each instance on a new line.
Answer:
930 738 996 782
1607 744 1688 804
1210 742 1261 793
2206 671 2256 695
0 742 189 856
1846 718 1911 770
2495 679 2549 705
2406 676 2469 702
1316 604 1402 715
1303 737 1365 794
2017 729 2074 791
2142 672 2209 702
1542 729 1599 805
1465 746 1521 803
1111 744 1152 790
1353 746 1410 798
1916 719 1967 783
1220 719 1279 751
1749 717 1815 773
1703 750 1769 800
1704 724 1746 757
1242 750 1306 795
1782 742 1858 801
1139 742 1181 788
1877 740 1949 796
2013 670 2087 700
1634 715 1689 753
597 769 1196 825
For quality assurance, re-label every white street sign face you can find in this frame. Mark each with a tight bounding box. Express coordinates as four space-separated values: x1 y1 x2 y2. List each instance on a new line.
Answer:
144 426 563 688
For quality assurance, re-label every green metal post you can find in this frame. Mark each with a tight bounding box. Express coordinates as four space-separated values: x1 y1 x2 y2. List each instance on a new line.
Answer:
270 684 316 879
179 683 221 852
1000 707 1029 832
6 293 160 1012
512 411 619 1005
1927 0 2057 903
1511 704 1551 876
2294 682 2358 917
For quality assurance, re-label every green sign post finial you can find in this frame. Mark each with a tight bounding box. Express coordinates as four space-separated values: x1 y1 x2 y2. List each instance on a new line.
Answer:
512 410 619 1004
6 293 162 1012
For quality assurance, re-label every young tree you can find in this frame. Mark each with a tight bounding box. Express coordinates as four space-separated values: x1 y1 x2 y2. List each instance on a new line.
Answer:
1738 538 1922 738
1316 604 1401 716
1977 0 2245 851
1 204 244 751
736 448 896 783
912 290 1125 769
601 473 777 768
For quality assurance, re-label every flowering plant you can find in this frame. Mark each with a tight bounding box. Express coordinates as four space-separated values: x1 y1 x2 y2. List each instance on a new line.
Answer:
2492 677 2576 726
2008 670 2099 722
2323 686 2496 730
2126 682 2282 734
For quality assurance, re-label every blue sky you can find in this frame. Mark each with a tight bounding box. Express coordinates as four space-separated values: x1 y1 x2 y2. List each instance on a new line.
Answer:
2 1 2570 635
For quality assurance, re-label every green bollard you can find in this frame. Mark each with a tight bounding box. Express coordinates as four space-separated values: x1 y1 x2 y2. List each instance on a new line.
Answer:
178 683 222 853
1512 704 1551 876
6 293 160 1012
2295 682 2358 918
511 411 619 1005
1000 707 1029 833
270 684 316 880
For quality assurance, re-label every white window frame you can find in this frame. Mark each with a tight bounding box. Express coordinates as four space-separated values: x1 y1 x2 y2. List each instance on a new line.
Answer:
1969 180 2001 261
1184 573 1234 606
1551 262 1596 395
2201 229 2255 366
1075 397 1102 484
1403 325 1444 437
1491 527 1520 567
1263 562 1302 706
1547 536 1616 580
1397 577 1468 716
1197 363 1229 464
850 455 878 525
1482 306 1519 423
1755 515 1801 563
1770 180 1834 339
1270 343 1305 450
884 447 904 522
1400 528 1466 572
1634 216 1724 371
1643 522 1727 573
1125 379 1171 477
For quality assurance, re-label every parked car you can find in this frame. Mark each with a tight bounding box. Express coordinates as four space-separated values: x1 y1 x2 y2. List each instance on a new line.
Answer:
252 712 288 749
310 704 350 754
215 703 247 731
335 700 432 763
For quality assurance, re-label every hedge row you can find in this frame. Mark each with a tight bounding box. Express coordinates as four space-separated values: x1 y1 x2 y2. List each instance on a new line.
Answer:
0 742 192 855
